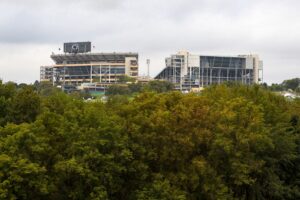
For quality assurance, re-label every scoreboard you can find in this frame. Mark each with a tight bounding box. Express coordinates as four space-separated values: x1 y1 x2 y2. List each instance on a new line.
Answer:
64 42 91 53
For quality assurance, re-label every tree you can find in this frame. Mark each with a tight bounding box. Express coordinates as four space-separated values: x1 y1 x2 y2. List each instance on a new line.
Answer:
0 83 299 199
35 81 60 96
282 78 300 91
118 75 136 83
144 80 174 93
128 82 143 94
106 85 130 96
0 81 17 126
10 86 41 124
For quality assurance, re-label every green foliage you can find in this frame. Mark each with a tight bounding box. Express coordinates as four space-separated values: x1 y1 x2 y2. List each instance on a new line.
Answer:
106 80 175 97
145 80 174 93
34 81 61 96
128 82 143 93
10 86 41 124
268 83 284 91
118 75 136 83
282 78 300 91
266 77 300 92
136 178 187 200
106 85 130 96
0 82 299 199
106 80 173 96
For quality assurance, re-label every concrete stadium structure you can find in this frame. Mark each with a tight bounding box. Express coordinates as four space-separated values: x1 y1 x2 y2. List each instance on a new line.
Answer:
40 42 139 90
155 51 263 91
40 66 53 82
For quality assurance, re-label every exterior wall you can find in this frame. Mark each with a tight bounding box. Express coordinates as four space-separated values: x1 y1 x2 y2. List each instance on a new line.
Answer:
125 57 138 77
198 56 252 86
177 51 188 79
40 66 53 82
53 63 127 85
242 54 260 83
188 55 200 67
155 51 263 90
253 55 260 83
49 54 139 86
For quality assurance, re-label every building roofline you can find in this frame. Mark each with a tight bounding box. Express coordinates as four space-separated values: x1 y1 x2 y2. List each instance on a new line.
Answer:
50 52 139 64
51 52 138 56
169 54 259 59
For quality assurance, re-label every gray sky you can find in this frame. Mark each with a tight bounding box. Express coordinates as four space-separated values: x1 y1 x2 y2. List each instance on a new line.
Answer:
0 0 299 84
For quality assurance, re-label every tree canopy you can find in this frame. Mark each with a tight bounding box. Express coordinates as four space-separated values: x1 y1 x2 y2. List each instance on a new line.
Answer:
0 81 299 199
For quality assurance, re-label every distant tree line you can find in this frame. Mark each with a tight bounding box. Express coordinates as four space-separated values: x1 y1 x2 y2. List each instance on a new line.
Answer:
0 80 299 199
264 78 300 93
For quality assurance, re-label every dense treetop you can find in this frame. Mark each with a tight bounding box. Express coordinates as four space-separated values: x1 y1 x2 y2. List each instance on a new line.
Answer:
0 80 299 199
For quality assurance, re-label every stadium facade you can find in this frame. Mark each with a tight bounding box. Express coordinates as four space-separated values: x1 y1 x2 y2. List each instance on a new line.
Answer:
40 66 53 82
40 42 139 89
155 51 263 91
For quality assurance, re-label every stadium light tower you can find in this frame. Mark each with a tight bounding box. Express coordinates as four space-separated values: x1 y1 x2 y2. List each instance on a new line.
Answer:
146 59 150 78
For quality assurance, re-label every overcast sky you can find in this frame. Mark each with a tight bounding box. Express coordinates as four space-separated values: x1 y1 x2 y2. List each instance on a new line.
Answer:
0 0 299 84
